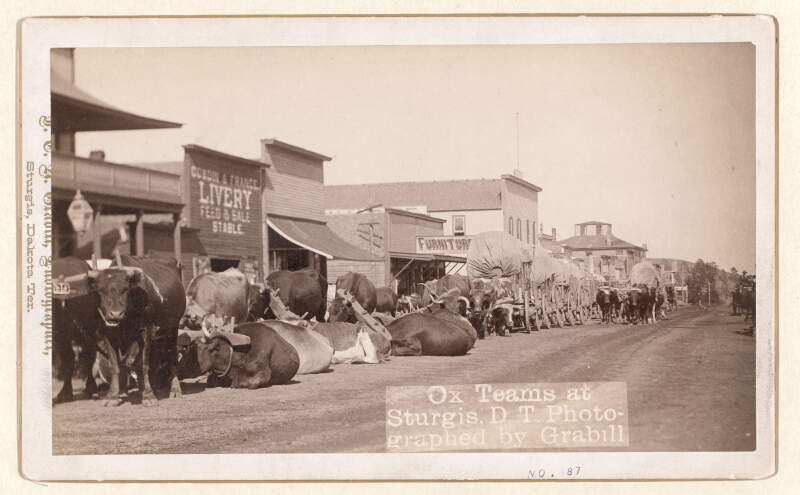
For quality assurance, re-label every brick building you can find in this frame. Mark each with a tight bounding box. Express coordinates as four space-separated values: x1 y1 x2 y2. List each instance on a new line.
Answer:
324 173 541 291
325 173 541 246
558 221 647 282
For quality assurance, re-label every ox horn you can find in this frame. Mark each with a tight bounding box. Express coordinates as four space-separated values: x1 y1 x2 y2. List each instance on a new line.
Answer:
114 248 123 268
200 314 212 341
458 296 471 309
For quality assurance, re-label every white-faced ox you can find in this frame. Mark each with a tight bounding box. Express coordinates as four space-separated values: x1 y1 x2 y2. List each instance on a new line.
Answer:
89 255 185 406
182 268 269 329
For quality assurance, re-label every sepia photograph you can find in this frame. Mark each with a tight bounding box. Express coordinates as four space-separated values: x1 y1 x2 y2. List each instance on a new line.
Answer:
19 15 776 480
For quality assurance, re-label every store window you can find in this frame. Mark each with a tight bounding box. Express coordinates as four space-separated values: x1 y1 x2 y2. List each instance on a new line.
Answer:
452 215 466 236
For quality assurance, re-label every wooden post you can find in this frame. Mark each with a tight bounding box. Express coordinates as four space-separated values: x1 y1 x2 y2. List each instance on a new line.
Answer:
92 203 102 260
135 209 144 256
173 212 182 267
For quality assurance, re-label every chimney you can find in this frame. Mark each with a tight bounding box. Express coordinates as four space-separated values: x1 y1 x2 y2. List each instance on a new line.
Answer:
551 227 556 240
89 150 106 161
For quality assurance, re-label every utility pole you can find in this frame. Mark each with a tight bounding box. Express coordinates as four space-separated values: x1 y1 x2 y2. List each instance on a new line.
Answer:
707 280 711 306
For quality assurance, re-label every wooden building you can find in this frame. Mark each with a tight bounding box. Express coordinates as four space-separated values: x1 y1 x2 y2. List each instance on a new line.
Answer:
325 206 466 294
50 48 185 268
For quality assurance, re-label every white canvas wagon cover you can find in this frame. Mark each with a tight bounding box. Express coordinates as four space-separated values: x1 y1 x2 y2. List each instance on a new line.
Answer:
630 261 660 287
466 231 527 280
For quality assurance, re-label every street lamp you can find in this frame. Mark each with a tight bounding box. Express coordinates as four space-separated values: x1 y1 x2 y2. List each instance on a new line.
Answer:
67 190 93 233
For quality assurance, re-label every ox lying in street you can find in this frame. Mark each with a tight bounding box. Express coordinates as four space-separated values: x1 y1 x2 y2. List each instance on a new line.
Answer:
387 312 473 356
178 321 300 389
89 255 185 406
262 320 334 374
311 322 387 364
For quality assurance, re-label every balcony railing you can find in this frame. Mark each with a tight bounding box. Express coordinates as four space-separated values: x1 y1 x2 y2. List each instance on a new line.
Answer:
53 151 182 207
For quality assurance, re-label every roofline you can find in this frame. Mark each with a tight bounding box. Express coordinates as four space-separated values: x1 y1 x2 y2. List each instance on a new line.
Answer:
51 93 183 130
500 174 543 192
261 138 332 162
183 144 268 169
385 207 446 223
576 220 611 226
561 243 646 251
326 178 500 188
428 207 502 213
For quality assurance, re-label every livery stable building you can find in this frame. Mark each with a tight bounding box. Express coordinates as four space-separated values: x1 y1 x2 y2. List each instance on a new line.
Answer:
129 140 381 287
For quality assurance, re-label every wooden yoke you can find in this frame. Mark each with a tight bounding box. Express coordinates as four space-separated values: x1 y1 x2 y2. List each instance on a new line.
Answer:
266 286 311 327
336 289 393 342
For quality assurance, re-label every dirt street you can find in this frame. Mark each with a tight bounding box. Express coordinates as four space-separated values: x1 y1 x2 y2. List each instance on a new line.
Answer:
52 305 755 454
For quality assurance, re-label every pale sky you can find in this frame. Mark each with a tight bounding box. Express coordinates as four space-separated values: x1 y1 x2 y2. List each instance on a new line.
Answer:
73 44 756 273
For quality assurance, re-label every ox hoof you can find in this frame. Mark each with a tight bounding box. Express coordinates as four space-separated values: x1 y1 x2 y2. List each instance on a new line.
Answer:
53 390 74 404
142 396 158 407
169 389 182 399
103 398 123 407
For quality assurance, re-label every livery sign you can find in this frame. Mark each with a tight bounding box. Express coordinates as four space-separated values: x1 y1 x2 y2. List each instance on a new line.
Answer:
416 235 473 255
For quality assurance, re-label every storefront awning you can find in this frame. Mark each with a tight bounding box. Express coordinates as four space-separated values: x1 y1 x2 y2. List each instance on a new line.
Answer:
434 254 467 263
51 70 183 132
268 216 381 262
389 251 433 262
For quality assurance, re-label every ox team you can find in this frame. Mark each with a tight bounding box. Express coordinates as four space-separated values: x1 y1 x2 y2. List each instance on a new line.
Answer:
53 247 691 407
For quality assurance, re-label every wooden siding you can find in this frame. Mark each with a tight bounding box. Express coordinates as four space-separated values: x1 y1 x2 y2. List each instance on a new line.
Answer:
183 149 263 262
263 169 325 222
326 260 386 288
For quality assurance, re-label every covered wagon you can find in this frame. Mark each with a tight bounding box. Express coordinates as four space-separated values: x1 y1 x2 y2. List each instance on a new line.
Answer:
466 231 533 335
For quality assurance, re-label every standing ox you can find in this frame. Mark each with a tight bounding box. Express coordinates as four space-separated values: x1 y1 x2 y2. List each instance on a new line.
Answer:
183 268 268 328
89 255 185 406
595 287 619 324
420 274 471 316
625 288 642 325
178 321 300 389
666 286 678 312
375 287 398 317
53 256 102 403
265 269 327 322
328 272 377 323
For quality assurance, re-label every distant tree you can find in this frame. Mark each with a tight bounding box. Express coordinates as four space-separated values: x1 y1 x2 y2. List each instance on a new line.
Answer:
688 259 721 304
